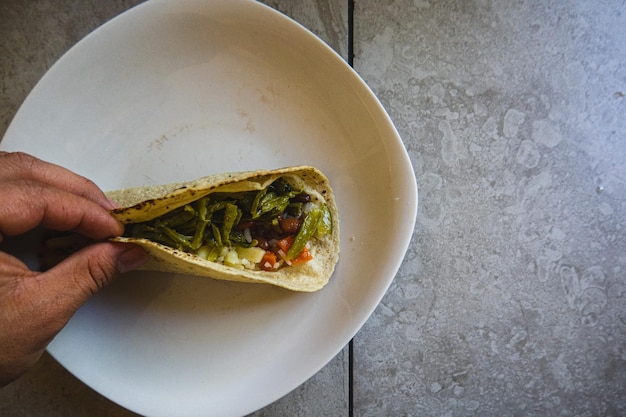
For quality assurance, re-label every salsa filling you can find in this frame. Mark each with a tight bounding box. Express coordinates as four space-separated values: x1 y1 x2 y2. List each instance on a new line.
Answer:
123 177 332 271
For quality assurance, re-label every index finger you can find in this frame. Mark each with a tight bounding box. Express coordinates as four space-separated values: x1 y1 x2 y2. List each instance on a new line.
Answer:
0 180 123 240
0 152 117 210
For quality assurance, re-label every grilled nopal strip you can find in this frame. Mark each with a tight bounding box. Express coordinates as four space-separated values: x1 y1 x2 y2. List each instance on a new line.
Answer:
107 166 339 292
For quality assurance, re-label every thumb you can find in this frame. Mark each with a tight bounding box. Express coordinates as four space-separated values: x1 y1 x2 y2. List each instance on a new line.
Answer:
39 242 147 313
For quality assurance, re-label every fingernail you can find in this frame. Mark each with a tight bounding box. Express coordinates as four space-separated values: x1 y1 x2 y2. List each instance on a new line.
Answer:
106 198 121 210
117 246 148 273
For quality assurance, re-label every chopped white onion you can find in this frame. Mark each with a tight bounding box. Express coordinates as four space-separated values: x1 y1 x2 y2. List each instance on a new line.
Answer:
277 249 292 266
302 202 315 214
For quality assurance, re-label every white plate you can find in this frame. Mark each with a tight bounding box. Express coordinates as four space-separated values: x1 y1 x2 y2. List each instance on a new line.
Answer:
1 0 417 416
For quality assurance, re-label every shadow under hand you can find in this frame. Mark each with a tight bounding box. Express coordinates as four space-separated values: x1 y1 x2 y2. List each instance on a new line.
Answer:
94 268 298 317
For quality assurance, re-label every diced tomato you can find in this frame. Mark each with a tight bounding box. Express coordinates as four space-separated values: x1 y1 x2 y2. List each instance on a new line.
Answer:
276 236 295 253
260 251 277 271
274 236 312 265
290 245 313 265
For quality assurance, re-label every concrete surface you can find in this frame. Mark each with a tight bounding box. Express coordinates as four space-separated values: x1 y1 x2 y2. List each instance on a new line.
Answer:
353 1 626 416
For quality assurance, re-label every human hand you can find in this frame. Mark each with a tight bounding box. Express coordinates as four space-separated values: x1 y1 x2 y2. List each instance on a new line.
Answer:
0 152 147 386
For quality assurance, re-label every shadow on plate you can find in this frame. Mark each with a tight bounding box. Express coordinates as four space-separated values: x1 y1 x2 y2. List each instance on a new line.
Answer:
93 268 304 317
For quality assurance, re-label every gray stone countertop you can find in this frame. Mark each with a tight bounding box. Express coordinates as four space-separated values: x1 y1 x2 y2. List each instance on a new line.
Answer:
1 1 625 416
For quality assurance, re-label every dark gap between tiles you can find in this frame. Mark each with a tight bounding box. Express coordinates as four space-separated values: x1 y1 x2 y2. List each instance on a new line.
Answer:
349 339 354 417
348 0 354 67
347 1 355 416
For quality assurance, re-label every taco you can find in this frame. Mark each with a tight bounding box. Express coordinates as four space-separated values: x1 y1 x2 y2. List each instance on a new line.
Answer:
107 166 339 292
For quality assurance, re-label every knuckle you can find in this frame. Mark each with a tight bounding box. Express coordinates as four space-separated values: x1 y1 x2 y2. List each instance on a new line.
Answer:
5 151 37 169
85 254 118 292
0 152 40 180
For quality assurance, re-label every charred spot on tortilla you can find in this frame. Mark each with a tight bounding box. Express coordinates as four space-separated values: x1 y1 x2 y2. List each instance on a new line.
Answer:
107 166 339 292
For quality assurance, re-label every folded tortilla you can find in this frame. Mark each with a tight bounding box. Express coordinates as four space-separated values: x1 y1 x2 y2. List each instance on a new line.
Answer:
107 166 339 292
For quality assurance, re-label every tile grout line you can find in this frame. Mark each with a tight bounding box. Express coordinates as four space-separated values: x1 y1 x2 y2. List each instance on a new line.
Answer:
349 340 354 417
347 0 354 416
348 0 354 67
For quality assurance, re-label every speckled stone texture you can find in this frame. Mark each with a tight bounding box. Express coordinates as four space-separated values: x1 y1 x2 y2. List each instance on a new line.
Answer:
353 0 626 416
